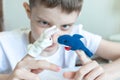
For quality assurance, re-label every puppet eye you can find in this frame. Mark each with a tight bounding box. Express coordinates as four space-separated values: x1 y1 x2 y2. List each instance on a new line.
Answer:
63 40 68 43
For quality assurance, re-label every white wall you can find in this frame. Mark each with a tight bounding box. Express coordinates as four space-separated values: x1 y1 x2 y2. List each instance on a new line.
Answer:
3 0 120 39
76 0 120 39
3 0 30 30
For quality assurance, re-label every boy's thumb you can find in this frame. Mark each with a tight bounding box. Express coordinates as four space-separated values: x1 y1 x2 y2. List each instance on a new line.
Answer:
75 50 92 65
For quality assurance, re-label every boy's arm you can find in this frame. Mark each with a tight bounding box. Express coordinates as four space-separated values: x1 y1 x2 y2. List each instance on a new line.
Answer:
96 39 120 79
0 74 9 80
96 39 120 60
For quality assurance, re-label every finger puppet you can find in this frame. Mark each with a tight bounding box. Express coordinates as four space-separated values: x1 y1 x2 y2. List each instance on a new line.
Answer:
27 26 58 57
58 34 93 57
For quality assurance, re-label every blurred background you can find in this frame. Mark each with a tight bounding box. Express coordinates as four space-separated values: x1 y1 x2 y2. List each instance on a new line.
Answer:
1 0 120 40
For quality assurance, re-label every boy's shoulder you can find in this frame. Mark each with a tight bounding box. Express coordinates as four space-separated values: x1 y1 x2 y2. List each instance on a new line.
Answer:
0 28 30 42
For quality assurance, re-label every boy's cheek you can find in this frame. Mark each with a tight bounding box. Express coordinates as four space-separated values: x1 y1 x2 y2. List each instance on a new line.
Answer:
31 27 44 40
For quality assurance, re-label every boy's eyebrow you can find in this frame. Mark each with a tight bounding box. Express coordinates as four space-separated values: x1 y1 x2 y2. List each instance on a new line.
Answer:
61 22 75 26
37 16 51 23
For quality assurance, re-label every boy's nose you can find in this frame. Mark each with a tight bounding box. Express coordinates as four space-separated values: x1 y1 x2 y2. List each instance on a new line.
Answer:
51 32 60 43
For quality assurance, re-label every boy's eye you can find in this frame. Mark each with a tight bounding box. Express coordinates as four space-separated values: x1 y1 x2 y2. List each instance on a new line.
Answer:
38 20 50 28
61 25 71 31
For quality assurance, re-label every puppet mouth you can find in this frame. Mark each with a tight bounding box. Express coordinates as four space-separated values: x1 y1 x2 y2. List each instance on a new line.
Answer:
64 46 71 51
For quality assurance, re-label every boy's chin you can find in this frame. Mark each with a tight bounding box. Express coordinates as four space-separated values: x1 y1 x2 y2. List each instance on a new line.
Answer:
40 44 58 57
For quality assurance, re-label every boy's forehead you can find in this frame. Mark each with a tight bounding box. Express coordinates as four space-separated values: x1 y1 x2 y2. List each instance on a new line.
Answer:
32 5 79 24
34 3 80 13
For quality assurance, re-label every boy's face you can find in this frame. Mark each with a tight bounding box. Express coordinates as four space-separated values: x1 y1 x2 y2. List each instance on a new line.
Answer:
24 2 79 55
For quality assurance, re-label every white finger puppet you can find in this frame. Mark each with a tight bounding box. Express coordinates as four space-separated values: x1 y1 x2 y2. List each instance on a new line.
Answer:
27 26 58 57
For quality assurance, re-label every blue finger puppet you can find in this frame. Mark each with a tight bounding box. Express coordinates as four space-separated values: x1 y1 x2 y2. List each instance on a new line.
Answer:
57 34 93 57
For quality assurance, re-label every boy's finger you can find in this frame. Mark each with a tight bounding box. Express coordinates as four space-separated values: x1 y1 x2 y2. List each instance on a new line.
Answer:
28 60 61 72
21 56 61 72
18 68 40 80
31 68 43 74
44 25 56 33
75 50 92 65
63 71 76 79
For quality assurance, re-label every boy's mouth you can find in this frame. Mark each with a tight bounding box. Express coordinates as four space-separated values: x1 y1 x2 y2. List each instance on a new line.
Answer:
64 46 71 51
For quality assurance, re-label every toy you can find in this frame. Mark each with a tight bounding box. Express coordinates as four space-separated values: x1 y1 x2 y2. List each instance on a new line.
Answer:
27 26 58 57
57 34 93 57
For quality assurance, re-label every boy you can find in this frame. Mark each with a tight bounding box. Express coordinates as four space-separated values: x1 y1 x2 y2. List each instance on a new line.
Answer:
0 0 120 80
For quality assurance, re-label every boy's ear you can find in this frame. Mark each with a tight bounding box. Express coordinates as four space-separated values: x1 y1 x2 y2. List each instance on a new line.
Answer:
23 2 31 19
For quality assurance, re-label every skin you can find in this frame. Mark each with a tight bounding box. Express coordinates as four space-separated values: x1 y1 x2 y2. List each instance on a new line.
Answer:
28 3 78 54
0 2 78 80
0 2 120 80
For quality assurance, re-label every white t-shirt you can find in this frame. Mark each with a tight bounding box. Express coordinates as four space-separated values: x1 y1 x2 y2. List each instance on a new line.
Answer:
0 24 102 74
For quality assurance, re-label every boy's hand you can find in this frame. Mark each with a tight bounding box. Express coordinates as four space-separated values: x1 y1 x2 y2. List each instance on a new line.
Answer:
7 55 61 80
28 26 58 57
64 50 105 80
8 26 60 80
